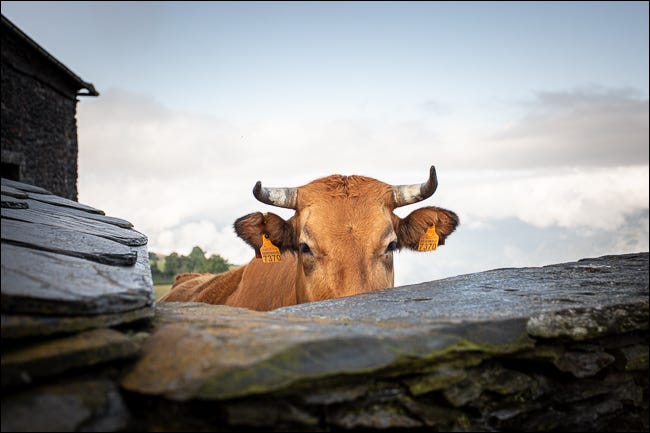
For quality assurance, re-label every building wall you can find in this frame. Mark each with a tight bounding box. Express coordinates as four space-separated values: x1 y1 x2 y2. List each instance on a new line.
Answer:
1 22 80 201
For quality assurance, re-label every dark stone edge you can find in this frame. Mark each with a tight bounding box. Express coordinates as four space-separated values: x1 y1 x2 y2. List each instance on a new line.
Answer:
1 305 155 339
0 292 154 317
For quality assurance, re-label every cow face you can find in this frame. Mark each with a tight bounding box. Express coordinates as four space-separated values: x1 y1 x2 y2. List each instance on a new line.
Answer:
234 167 458 304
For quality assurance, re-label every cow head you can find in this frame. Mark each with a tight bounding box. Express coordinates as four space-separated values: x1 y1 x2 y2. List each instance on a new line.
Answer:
234 166 458 303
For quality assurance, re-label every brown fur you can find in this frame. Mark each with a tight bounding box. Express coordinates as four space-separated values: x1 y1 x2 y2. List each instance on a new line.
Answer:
160 173 459 311
158 266 245 304
396 206 460 248
158 256 297 310
223 253 297 310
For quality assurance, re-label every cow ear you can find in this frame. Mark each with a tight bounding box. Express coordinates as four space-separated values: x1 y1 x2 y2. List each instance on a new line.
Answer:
397 206 459 250
234 212 295 251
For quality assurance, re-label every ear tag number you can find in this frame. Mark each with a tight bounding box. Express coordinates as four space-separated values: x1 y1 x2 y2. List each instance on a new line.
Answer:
261 235 282 263
418 224 439 251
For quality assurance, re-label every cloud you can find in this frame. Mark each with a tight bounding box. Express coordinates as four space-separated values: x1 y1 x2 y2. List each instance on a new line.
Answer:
77 89 244 179
418 98 452 115
443 165 649 231
394 211 649 286
78 86 648 183
481 86 649 168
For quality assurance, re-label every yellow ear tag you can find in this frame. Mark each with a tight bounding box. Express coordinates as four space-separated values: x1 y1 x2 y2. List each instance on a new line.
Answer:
260 235 282 263
418 224 439 251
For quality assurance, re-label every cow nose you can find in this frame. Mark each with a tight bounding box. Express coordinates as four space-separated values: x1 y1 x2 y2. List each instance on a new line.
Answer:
337 262 373 297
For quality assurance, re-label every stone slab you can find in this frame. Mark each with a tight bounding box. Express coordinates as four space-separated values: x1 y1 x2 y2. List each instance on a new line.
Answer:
1 243 154 315
26 198 133 229
2 206 147 246
27 192 105 214
1 218 137 266
1 194 28 209
121 253 648 403
121 302 534 401
1 185 29 199
2 328 139 387
1 178 51 195
271 253 649 328
1 379 130 432
1 306 154 339
2 177 103 214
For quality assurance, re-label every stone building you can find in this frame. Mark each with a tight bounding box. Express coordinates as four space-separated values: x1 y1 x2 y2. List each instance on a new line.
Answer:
1 14 98 201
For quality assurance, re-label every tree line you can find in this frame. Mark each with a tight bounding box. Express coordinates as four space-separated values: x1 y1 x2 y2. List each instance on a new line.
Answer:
149 246 232 285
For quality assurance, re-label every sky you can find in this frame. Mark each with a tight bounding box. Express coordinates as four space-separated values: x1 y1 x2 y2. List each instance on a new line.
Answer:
2 1 648 286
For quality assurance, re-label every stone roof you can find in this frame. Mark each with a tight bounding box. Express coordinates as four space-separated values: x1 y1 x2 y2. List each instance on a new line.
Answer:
1 176 648 431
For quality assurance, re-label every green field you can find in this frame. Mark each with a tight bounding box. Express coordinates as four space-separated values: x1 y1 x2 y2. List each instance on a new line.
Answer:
154 284 172 301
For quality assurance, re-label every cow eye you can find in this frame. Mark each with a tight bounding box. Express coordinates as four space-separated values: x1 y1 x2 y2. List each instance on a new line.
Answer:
298 243 312 255
385 241 398 254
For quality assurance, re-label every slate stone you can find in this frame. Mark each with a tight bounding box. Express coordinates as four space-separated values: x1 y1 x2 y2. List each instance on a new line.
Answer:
1 179 104 215
317 383 423 429
271 253 649 326
1 179 153 316
606 372 646 405
1 218 137 266
516 342 625 380
2 206 147 246
554 349 616 378
225 400 318 427
329 403 423 429
26 198 133 229
477 364 536 395
399 398 467 428
0 178 157 430
3 246 646 430
404 365 468 395
27 192 105 214
1 243 154 315
527 302 649 340
1 379 130 432
1 194 28 209
1 185 29 199
613 344 649 371
301 382 370 405
443 376 485 407
565 398 625 430
121 303 534 401
1 178 51 195
1 306 154 339
2 179 109 220
120 254 648 411
2 328 139 387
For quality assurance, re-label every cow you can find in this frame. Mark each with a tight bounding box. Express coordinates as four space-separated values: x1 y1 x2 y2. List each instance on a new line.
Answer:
159 166 459 311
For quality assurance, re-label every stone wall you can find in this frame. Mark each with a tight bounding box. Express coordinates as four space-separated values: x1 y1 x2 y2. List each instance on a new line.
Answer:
1 16 93 201
2 243 647 430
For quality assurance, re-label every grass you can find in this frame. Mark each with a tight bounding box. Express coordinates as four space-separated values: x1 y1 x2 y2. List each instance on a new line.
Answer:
154 284 172 301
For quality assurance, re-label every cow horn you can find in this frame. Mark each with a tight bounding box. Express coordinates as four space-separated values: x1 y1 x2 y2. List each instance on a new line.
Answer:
392 165 438 207
253 181 298 209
